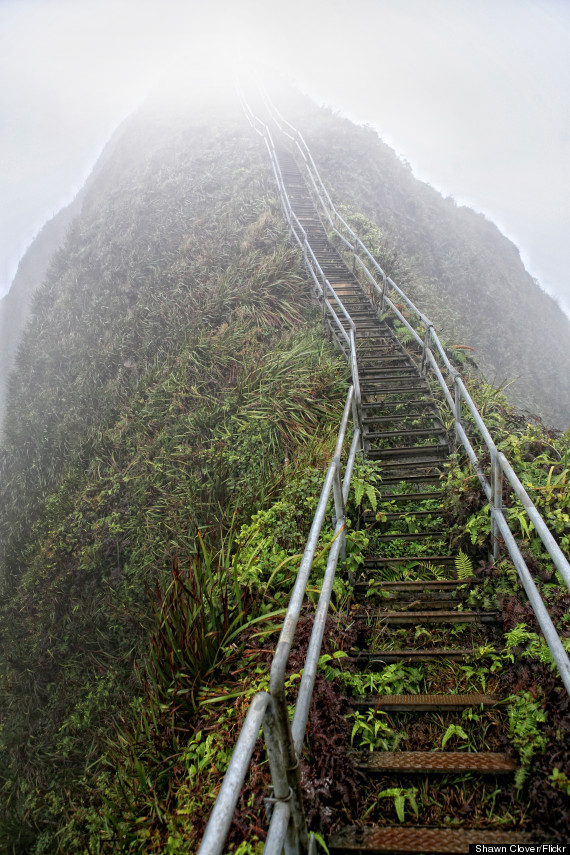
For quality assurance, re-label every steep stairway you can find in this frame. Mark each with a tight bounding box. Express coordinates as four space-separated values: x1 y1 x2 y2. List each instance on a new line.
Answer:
272 143 534 853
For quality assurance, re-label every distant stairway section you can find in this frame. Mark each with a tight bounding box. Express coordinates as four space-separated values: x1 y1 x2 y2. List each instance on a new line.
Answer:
272 142 449 474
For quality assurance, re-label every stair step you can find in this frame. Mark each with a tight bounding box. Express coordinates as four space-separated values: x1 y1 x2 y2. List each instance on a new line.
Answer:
360 370 419 379
379 473 442 486
376 610 497 624
361 383 430 392
354 693 499 712
362 400 436 410
350 649 475 665
366 429 446 441
372 444 447 459
328 825 531 853
359 595 466 610
368 455 446 469
363 510 442 520
363 556 455 567
359 578 465 588
357 751 517 775
371 531 447 542
370 491 444 503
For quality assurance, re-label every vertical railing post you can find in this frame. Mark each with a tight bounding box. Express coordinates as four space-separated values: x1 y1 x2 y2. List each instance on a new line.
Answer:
453 373 462 449
349 328 364 450
267 692 308 855
332 455 347 563
421 324 432 377
490 451 503 562
380 272 387 314
262 700 298 854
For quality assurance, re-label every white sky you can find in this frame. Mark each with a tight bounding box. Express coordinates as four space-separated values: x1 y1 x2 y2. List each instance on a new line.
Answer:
1 0 570 319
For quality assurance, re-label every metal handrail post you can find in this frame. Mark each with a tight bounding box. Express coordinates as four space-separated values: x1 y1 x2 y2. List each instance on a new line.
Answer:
490 449 503 562
263 700 298 854
421 324 432 377
264 802 293 855
332 456 347 562
267 692 308 853
453 374 462 448
349 328 363 438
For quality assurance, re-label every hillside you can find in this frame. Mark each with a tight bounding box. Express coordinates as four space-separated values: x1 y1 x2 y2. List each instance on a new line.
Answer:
0 86 349 852
0 201 78 432
0 80 569 852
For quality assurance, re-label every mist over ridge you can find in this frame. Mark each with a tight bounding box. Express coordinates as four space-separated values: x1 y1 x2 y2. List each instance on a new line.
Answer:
0 71 569 853
2 0 570 318
2 66 569 436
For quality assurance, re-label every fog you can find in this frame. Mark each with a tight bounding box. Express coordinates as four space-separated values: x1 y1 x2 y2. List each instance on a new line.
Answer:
2 0 570 319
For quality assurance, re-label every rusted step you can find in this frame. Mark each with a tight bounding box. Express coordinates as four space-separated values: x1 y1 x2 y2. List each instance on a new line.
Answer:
376 610 498 625
362 400 436 410
366 429 446 441
328 825 532 854
361 578 466 589
363 510 443 521
358 353 412 362
379 473 443 487
363 557 455 568
371 531 447 542
357 751 517 775
371 492 444 503
360 370 419 379
360 595 466 611
372 446 448 461
350 649 474 665
361 382 430 392
354 693 499 712
369 457 445 471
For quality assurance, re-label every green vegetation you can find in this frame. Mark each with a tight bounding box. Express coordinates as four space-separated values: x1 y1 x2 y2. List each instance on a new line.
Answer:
0 92 351 852
0 82 569 853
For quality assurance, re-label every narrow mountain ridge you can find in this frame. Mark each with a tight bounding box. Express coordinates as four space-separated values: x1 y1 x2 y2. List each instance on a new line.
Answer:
0 82 568 853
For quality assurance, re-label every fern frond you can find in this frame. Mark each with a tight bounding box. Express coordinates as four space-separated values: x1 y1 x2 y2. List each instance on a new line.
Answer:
455 550 474 580
418 561 447 580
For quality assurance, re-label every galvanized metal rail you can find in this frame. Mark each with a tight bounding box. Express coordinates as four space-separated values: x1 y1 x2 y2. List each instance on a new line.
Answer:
255 85 570 696
199 389 360 855
198 86 570 855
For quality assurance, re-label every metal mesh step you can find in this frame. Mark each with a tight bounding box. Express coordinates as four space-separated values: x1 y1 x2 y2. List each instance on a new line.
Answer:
357 751 517 774
328 825 532 853
354 693 499 712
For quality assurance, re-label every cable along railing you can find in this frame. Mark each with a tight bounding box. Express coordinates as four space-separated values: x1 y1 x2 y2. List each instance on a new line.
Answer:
198 88 570 855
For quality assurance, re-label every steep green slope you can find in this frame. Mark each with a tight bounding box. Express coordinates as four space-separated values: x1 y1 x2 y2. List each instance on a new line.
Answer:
273 86 570 428
2 80 569 853
0 89 347 852
0 201 79 435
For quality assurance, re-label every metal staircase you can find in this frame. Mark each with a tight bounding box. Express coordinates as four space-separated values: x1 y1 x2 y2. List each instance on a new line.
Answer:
270 120 532 853
197 84 570 855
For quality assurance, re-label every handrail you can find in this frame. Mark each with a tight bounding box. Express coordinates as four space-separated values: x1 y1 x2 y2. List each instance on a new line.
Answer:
201 83 570 855
198 387 360 855
256 86 570 695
